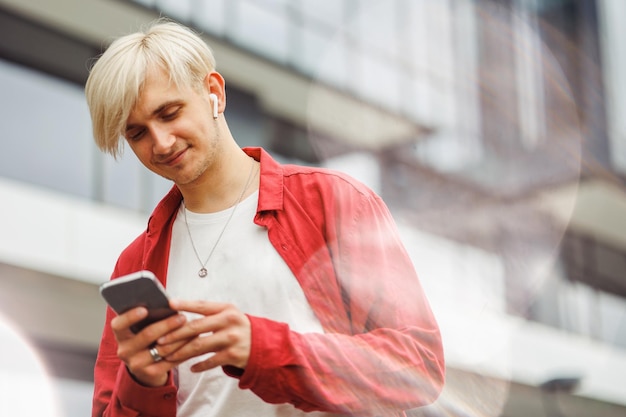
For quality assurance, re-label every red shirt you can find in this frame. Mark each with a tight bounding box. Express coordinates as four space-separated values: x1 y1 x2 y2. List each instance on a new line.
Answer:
93 147 444 417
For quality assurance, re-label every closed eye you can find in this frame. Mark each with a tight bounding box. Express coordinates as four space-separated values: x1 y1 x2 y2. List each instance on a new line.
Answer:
124 101 184 141
126 128 146 142
160 106 182 121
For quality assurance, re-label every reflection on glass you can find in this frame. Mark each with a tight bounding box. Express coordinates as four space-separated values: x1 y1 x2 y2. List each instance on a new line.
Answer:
235 0 290 63
190 0 226 36
300 0 344 26
154 0 192 21
0 59 94 198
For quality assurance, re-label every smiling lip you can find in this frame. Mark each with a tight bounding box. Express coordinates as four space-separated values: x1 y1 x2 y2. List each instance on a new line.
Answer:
158 148 187 166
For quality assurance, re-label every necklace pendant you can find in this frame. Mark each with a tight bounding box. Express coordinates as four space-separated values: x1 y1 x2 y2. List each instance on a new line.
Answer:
198 267 208 278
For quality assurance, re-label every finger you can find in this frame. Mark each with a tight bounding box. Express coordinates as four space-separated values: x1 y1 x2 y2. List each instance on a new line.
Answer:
124 339 192 386
111 307 148 339
163 333 214 363
152 337 194 360
189 354 217 373
116 313 187 361
156 314 220 346
136 313 187 347
169 299 231 315
157 305 243 345
189 347 241 372
125 346 182 387
165 322 250 368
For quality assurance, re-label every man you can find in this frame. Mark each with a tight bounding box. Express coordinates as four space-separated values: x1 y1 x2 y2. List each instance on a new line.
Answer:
86 19 444 417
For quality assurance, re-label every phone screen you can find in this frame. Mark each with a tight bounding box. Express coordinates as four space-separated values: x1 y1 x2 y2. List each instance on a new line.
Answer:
99 271 177 333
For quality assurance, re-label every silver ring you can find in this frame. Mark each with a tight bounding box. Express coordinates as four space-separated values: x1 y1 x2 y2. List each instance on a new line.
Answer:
149 347 163 363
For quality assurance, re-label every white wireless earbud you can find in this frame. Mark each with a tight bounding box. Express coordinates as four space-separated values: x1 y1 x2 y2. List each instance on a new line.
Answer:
209 93 219 119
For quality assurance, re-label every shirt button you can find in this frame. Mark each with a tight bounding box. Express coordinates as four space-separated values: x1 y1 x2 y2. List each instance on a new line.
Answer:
164 393 175 400
281 244 288 250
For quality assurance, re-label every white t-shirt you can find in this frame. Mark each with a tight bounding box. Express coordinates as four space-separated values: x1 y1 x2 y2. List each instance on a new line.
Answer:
166 191 336 417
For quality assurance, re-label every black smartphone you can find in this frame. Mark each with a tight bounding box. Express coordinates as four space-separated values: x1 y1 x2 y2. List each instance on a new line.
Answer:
99 270 177 333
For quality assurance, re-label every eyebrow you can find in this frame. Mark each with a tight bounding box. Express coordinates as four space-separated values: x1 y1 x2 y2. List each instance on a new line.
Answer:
125 100 184 132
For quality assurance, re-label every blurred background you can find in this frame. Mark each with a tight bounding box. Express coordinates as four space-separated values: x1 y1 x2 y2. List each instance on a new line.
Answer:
0 0 624 416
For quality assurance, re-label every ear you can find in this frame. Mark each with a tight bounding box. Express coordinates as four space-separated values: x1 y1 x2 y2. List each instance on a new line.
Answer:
203 72 226 117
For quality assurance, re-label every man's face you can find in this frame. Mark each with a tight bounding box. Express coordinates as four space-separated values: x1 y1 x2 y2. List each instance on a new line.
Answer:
124 69 219 186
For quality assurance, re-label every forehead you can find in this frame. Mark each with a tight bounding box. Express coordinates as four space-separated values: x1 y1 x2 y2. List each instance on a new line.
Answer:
130 69 197 117
137 69 180 103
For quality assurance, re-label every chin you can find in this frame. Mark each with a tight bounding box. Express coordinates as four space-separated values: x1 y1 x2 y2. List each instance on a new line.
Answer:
173 171 204 186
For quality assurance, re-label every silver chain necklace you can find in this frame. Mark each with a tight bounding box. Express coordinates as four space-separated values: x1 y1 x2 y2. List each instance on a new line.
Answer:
182 158 256 278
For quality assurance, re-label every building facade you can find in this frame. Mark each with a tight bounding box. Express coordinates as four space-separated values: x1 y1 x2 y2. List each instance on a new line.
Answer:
0 0 624 416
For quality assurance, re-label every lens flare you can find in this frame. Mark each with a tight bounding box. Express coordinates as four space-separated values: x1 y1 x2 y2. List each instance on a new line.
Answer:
0 314 60 417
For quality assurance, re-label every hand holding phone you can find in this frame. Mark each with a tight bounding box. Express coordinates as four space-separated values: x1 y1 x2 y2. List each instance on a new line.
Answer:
99 270 177 334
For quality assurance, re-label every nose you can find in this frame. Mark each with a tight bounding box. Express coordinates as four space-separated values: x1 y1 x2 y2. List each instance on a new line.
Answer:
151 126 176 155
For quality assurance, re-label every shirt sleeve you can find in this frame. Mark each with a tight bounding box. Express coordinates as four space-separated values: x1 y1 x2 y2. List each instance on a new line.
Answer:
92 289 178 417
227 186 445 416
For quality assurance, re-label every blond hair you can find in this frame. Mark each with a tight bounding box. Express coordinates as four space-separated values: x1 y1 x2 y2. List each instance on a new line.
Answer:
85 19 216 157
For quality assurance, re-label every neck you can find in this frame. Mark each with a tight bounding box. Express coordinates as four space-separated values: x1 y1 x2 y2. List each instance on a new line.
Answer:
180 151 258 213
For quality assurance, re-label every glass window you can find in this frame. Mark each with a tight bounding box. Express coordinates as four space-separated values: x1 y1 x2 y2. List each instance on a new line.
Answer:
403 0 457 127
0 59 94 198
224 88 265 149
355 52 400 112
513 3 547 149
309 34 350 91
189 0 227 36
234 0 290 63
101 153 145 211
300 0 345 26
154 0 193 21
599 0 626 175
0 58 173 213
291 24 332 77
399 1 431 123
257 0 290 8
400 70 434 124
352 1 398 59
